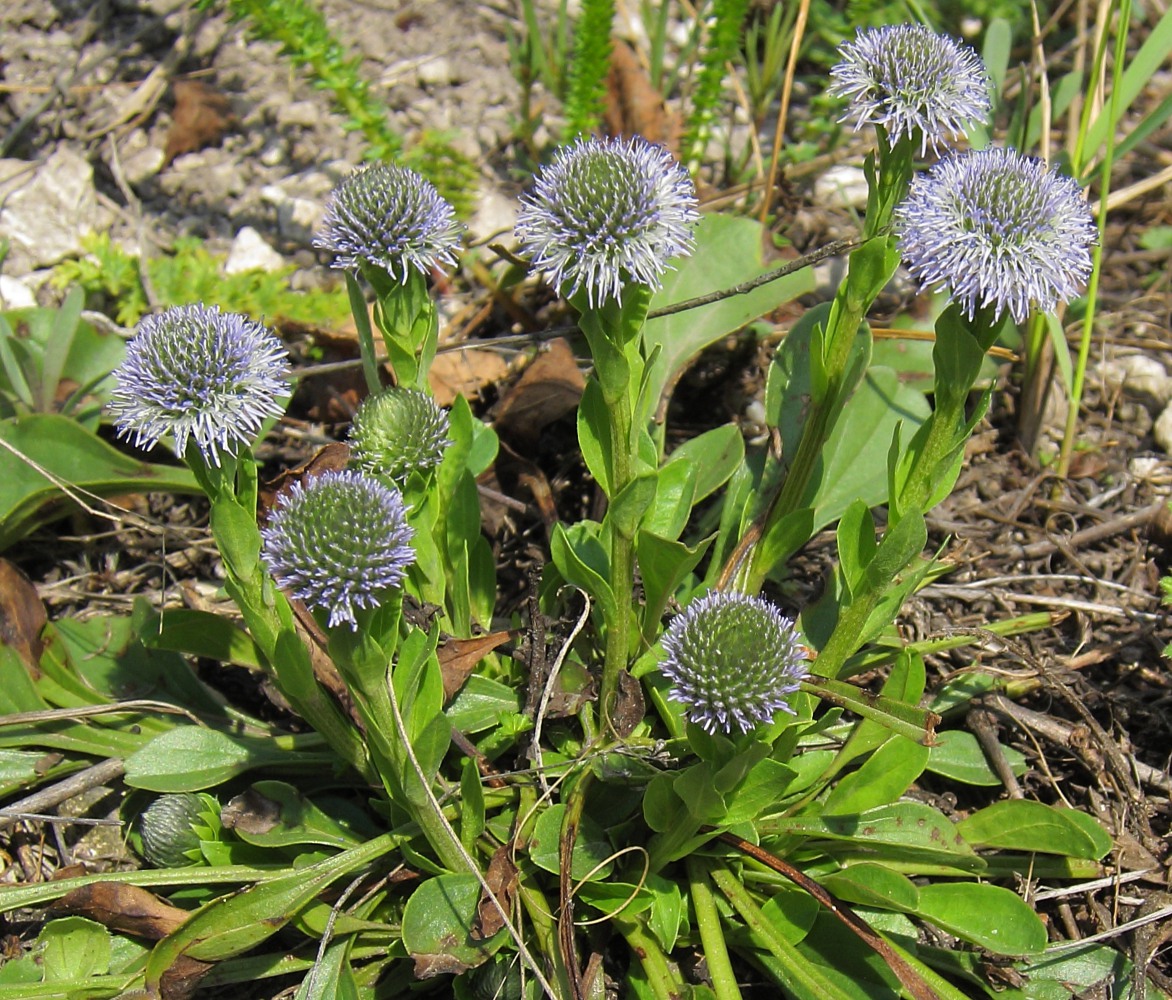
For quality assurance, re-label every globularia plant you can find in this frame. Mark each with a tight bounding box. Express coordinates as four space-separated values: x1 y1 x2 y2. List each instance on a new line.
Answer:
4 21 1125 1000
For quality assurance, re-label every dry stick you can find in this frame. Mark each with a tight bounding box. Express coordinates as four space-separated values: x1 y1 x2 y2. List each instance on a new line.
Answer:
986 694 1172 795
0 759 126 832
1012 500 1166 560
646 238 861 321
759 0 812 225
383 670 559 999
966 706 1025 798
714 831 943 1000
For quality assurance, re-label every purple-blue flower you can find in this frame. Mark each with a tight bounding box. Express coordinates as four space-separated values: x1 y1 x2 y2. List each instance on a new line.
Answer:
660 592 808 735
895 147 1096 323
261 469 415 629
515 135 699 308
829 24 991 154
109 305 288 466
349 387 450 481
313 163 462 281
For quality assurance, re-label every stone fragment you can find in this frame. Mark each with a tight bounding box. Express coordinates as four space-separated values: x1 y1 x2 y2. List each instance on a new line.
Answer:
0 274 36 309
225 227 286 274
0 148 98 273
1098 354 1172 411
814 165 869 210
1154 401 1172 454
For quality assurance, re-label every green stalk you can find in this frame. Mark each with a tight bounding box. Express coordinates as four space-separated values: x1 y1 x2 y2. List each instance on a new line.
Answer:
612 912 681 1000
1056 0 1124 478
688 858 743 1000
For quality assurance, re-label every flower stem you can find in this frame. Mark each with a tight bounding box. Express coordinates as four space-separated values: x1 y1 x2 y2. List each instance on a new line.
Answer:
688 857 743 1000
612 912 681 1000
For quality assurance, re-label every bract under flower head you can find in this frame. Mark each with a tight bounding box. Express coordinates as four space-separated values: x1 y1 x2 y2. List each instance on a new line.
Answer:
514 135 699 308
895 147 1096 323
660 591 807 735
829 24 991 154
261 469 415 629
313 163 462 281
109 305 288 466
349 386 451 481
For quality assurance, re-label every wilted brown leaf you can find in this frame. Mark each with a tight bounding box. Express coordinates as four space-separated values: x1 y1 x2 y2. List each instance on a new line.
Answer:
51 881 188 939
438 631 514 701
604 39 678 149
472 844 518 941
0 558 46 670
259 442 350 520
428 349 509 407
492 338 584 450
163 80 235 167
221 786 282 836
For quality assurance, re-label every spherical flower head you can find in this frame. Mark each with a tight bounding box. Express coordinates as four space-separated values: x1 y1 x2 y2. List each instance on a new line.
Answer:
894 147 1096 323
349 386 451 481
828 24 991 154
514 135 699 308
313 163 462 281
660 592 808 735
109 305 288 466
261 469 416 629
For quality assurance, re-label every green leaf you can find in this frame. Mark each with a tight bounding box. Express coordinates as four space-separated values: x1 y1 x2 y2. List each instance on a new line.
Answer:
641 456 695 540
445 674 521 734
819 863 919 912
636 529 712 637
802 674 935 746
643 214 816 435
529 804 613 881
138 608 263 669
124 727 312 791
145 833 399 980
577 377 614 495
225 781 369 850
822 736 929 815
926 730 1028 786
608 470 657 540
210 495 262 581
39 916 111 981
914 882 1047 955
955 800 1113 859
662 424 743 506
401 873 504 972
0 414 200 550
775 802 978 859
549 521 615 625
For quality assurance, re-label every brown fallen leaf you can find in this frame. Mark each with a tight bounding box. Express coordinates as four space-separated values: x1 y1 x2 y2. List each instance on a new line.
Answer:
492 337 584 451
438 631 515 701
472 844 518 941
220 786 282 836
50 881 188 939
163 80 236 167
603 39 678 150
258 442 351 521
428 348 509 408
0 558 47 671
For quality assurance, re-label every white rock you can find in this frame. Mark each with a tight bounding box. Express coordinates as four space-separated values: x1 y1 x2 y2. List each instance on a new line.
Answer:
467 186 514 245
276 197 322 243
0 147 98 271
417 56 455 88
814 165 869 211
1155 402 1172 454
0 274 36 309
1098 354 1172 410
225 227 286 274
276 101 320 128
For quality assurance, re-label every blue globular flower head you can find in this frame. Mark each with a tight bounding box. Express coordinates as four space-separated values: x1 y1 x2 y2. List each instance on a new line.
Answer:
313 163 462 281
828 24 991 154
261 469 415 629
109 305 288 466
514 135 699 308
894 147 1096 324
349 386 451 481
660 591 808 735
